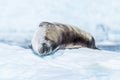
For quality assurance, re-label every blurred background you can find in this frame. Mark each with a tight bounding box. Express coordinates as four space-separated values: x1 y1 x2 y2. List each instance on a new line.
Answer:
0 0 120 51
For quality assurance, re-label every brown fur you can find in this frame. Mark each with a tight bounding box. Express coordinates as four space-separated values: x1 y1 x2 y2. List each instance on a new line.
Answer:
39 22 97 51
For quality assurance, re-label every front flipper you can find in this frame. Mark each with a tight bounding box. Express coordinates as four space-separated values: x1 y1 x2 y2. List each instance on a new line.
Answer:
65 44 82 49
59 44 82 49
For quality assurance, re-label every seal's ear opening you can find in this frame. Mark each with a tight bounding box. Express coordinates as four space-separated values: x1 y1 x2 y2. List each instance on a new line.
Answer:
39 22 54 27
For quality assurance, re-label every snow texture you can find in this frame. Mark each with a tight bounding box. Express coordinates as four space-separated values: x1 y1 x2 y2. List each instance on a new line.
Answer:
0 0 120 80
0 43 120 80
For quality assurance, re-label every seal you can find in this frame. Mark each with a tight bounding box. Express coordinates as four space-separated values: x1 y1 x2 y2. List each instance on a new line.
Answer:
30 22 98 56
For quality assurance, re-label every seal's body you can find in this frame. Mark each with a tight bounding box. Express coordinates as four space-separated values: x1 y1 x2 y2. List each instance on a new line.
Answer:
30 22 97 55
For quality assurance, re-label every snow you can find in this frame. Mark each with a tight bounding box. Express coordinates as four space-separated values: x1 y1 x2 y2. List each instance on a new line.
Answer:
0 43 120 80
0 0 120 80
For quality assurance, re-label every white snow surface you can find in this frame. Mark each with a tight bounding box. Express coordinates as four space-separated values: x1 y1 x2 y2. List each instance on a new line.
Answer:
0 0 120 80
0 43 120 80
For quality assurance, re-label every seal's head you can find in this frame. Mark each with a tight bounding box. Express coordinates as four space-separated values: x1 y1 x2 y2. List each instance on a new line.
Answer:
31 22 57 56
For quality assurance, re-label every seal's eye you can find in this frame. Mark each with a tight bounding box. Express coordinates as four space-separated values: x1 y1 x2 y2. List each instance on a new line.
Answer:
42 43 47 47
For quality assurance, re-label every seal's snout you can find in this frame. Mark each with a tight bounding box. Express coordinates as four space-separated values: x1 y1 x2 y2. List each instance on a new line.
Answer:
38 43 51 54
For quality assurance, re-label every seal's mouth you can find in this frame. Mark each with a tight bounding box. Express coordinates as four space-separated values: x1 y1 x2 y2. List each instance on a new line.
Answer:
30 44 60 56
31 47 51 57
39 46 50 54
38 46 60 56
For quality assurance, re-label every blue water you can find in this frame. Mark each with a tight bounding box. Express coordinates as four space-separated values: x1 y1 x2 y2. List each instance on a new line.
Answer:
98 45 120 52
